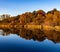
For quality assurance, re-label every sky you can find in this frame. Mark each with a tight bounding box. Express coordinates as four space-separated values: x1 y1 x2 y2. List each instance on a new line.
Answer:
0 0 60 16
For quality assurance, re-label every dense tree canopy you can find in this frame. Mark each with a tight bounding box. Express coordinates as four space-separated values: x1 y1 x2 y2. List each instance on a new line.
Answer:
0 9 60 26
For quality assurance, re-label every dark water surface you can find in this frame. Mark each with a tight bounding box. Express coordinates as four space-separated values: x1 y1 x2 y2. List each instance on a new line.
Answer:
0 29 60 52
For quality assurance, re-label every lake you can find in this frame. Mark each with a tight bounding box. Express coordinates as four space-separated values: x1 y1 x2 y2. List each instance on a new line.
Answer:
0 29 60 52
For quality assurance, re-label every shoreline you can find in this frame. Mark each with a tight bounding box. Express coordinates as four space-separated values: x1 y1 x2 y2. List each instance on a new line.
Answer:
0 25 60 31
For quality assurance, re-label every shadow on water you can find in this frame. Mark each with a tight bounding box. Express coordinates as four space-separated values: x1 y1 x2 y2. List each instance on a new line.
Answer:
0 28 60 43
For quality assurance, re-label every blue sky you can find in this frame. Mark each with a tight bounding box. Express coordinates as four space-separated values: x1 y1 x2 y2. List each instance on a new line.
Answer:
0 0 60 16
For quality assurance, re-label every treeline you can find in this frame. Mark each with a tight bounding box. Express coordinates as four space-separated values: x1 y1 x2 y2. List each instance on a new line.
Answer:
0 8 60 26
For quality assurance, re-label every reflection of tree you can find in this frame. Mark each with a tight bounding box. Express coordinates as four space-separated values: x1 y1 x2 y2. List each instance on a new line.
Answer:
44 30 60 43
20 29 45 41
1 28 20 35
1 28 60 43
1 28 45 42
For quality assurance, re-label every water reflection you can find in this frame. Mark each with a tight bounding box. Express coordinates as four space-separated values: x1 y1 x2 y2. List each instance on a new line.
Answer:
0 28 60 43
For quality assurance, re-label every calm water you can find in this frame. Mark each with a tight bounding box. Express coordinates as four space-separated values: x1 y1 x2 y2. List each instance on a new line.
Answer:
0 29 60 52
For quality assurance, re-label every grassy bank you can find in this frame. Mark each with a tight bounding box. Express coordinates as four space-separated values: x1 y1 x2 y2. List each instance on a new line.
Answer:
24 25 60 31
0 24 60 31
